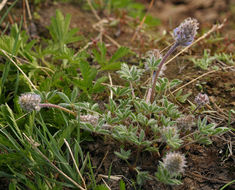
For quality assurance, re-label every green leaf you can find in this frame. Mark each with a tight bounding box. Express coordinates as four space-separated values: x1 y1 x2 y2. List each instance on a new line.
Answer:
102 61 122 70
92 76 107 93
92 42 107 67
139 129 145 142
114 148 131 160
136 170 151 185
119 179 126 190
48 10 81 50
70 87 79 103
111 87 132 97
109 47 129 64
117 63 143 82
93 43 130 70
57 92 71 104
94 185 109 190
144 15 161 27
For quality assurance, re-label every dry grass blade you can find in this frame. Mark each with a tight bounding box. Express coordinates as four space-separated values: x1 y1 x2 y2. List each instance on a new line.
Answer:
170 65 234 95
25 0 32 20
2 51 54 74
64 139 87 190
0 0 8 12
131 0 155 42
92 20 121 48
1 49 37 90
94 150 109 178
108 73 113 99
103 33 121 48
98 174 122 181
23 133 86 190
86 0 101 21
186 171 230 184
101 178 111 190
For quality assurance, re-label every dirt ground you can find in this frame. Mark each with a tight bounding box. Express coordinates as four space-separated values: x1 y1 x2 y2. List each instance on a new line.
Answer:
1 0 234 189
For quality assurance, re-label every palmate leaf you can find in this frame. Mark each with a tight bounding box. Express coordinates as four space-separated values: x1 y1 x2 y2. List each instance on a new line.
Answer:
70 87 79 103
117 63 143 82
110 86 132 97
197 117 229 136
0 35 21 56
48 10 81 49
114 148 131 160
101 61 122 70
109 46 130 64
92 42 107 67
74 60 107 98
93 42 130 70
76 60 97 92
80 61 97 83
92 76 107 93
175 89 192 103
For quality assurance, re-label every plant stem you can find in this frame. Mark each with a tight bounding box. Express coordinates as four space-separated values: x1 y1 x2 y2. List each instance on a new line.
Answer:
39 103 77 117
134 147 141 167
192 104 201 114
146 42 179 103
181 130 198 140
129 82 135 98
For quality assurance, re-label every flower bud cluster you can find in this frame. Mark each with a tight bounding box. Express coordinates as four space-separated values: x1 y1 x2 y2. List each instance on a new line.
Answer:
19 93 41 112
163 152 186 175
195 93 209 106
176 114 195 130
80 114 99 125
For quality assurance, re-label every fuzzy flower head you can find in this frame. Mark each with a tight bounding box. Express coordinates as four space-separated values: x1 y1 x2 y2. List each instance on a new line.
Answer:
176 114 195 131
80 114 99 126
163 152 186 175
19 93 41 112
173 17 199 46
195 93 209 106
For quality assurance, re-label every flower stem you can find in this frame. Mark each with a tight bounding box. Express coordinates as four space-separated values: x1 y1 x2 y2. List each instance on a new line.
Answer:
129 82 135 98
192 104 201 114
39 103 77 117
146 42 179 103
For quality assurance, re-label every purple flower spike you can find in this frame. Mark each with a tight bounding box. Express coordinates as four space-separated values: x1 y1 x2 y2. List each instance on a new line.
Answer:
173 18 199 46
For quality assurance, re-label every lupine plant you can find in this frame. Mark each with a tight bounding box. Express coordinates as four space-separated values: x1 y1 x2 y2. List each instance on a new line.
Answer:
14 59 229 186
146 17 199 103
0 11 231 190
